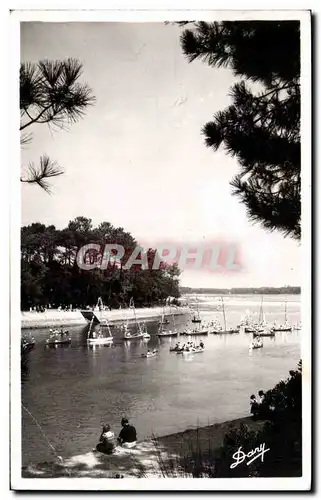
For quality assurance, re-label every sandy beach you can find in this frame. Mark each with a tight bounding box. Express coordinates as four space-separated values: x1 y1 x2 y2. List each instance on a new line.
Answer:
21 305 190 329
22 415 265 478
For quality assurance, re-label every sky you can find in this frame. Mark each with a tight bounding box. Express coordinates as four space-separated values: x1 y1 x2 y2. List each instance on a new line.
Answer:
20 22 301 288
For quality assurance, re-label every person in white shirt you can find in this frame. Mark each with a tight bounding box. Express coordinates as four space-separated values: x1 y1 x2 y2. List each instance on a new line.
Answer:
96 424 116 454
258 390 265 404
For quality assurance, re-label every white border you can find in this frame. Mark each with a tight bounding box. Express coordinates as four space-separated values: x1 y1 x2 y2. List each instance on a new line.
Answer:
9 7 311 492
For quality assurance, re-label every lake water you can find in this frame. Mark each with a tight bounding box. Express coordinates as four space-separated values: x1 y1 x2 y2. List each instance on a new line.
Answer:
21 294 301 467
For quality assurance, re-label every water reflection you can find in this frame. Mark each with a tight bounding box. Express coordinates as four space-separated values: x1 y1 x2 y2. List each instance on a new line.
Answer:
21 294 301 467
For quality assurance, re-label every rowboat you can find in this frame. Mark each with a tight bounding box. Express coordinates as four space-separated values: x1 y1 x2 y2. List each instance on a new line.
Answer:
249 339 263 350
169 346 184 352
124 331 144 340
253 330 275 337
158 330 178 337
46 337 71 346
21 337 35 354
182 329 208 336
141 350 158 358
177 347 204 354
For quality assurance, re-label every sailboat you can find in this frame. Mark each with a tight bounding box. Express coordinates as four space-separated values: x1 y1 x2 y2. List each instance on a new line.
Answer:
191 296 202 323
271 301 293 332
158 304 179 337
87 301 113 344
210 297 238 334
124 299 147 339
158 305 170 326
252 297 275 336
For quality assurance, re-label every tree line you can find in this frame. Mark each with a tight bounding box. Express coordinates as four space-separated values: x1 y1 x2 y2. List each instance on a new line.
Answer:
180 287 301 295
21 216 181 310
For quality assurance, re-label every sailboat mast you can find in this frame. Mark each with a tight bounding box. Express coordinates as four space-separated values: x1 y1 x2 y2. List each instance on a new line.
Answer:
221 296 227 331
88 314 95 338
285 301 288 323
259 296 263 323
131 298 138 327
171 303 176 327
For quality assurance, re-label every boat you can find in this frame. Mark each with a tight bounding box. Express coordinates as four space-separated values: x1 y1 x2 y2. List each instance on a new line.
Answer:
21 336 35 354
45 329 71 345
87 312 113 344
158 306 170 326
182 328 208 336
208 320 223 334
159 304 179 336
139 322 151 339
293 321 301 331
224 328 239 334
46 335 71 346
49 328 69 335
123 299 148 339
271 301 293 332
176 346 204 354
158 329 178 337
209 297 238 334
169 345 184 352
87 334 113 344
141 350 158 358
123 331 144 340
249 339 263 350
191 296 202 323
253 330 275 337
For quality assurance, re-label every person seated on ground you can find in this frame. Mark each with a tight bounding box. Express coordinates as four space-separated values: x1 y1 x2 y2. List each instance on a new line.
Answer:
250 394 259 420
96 424 116 454
117 418 137 448
199 340 204 348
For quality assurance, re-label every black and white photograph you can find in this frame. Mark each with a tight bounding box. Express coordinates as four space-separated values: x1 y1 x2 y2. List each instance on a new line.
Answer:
10 7 311 491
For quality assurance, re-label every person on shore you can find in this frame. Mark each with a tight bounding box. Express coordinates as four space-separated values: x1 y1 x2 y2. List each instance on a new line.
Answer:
96 424 116 454
257 390 270 419
117 418 137 448
250 394 259 420
258 390 265 404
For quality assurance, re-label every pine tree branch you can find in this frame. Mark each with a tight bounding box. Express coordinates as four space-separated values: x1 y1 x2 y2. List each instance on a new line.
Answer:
20 105 52 131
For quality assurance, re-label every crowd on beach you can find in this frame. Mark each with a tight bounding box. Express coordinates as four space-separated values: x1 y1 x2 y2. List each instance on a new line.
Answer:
95 418 137 455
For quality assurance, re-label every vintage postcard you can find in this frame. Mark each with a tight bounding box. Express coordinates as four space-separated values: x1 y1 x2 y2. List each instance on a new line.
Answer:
10 6 311 491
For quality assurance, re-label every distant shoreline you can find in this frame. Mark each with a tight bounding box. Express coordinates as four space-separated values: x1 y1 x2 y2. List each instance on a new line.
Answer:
181 288 300 295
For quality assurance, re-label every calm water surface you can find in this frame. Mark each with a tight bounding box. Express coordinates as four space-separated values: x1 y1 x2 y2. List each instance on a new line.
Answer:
21 294 301 466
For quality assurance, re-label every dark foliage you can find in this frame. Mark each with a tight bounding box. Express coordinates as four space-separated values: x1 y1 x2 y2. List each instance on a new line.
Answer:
21 217 180 310
180 21 301 239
